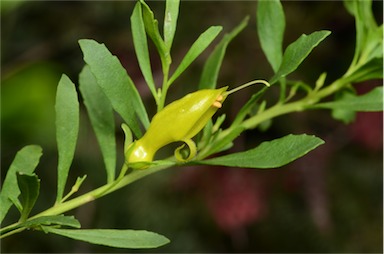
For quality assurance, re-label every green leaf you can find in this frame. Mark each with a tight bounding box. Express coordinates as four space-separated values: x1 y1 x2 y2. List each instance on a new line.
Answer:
79 65 116 183
344 0 378 65
139 0 168 64
168 26 223 86
0 145 42 223
0 215 80 236
42 227 170 249
78 39 149 138
131 2 157 98
257 0 285 73
199 134 324 168
199 17 249 90
55 74 79 203
270 30 331 84
164 0 180 51
17 173 40 222
313 86 383 112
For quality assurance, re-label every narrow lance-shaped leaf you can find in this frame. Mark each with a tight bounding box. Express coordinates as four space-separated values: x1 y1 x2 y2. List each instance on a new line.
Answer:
17 173 40 222
163 0 180 51
79 39 149 137
0 145 42 223
343 0 378 67
257 0 285 73
131 2 157 98
139 0 168 64
79 65 116 183
168 26 223 86
199 134 324 168
42 227 170 249
55 74 79 203
270 30 331 84
199 17 249 90
312 86 383 112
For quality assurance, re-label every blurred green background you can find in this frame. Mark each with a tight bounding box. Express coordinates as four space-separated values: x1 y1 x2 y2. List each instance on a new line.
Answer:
1 1 382 252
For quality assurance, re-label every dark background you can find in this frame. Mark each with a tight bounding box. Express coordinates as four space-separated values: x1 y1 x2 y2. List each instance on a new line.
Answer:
1 1 382 252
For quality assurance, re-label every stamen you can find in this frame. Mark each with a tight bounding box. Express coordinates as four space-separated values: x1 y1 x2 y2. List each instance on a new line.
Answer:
212 101 222 108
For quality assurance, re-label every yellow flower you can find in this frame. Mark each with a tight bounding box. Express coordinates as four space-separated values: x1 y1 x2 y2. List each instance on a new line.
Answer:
126 87 228 168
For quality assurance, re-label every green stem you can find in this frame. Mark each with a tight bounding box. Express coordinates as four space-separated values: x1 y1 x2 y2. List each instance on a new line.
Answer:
157 62 170 112
0 164 170 238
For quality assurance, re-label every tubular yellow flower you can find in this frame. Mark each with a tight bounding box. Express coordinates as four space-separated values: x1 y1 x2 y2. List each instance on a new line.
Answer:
126 87 228 168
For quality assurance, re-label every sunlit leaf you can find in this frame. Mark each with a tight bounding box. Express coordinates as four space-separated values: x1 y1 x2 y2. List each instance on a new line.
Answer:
79 39 149 137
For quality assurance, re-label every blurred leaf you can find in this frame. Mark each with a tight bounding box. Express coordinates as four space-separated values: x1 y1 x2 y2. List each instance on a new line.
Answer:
270 31 331 84
313 86 383 112
199 17 248 89
0 145 42 223
79 65 116 183
79 39 149 137
199 134 324 168
131 2 157 97
17 173 40 222
168 26 223 86
1 0 25 13
163 0 180 51
42 227 170 249
139 0 168 64
55 75 79 203
257 0 285 72
1 63 58 146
